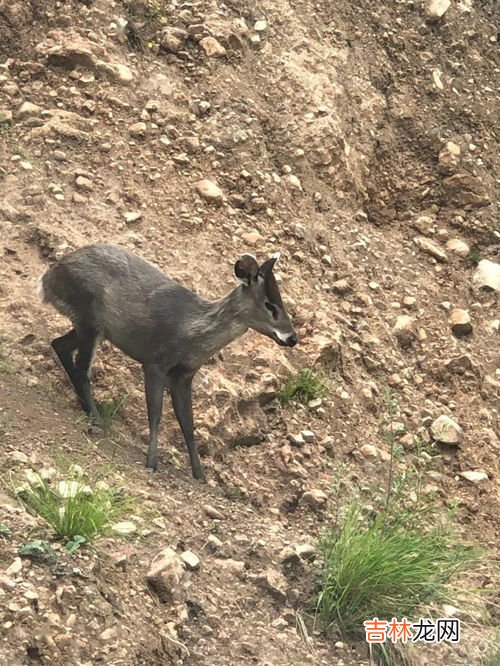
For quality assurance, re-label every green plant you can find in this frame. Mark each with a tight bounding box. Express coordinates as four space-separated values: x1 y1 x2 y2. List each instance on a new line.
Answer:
18 539 57 563
0 523 11 537
316 496 477 639
17 471 132 542
279 368 329 405
99 394 128 432
469 245 481 267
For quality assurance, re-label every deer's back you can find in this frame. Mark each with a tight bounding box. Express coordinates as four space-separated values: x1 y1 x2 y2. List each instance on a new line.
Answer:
42 244 205 363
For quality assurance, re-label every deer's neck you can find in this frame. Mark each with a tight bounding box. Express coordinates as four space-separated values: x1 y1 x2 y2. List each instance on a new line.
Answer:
185 287 248 364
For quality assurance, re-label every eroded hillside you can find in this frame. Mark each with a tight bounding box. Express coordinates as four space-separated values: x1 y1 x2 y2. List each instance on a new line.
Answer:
0 0 498 664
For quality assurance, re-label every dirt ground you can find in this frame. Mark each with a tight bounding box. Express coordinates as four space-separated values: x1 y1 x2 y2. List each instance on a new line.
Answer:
0 0 498 664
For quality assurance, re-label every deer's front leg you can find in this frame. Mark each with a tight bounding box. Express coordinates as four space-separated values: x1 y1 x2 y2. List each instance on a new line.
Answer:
144 363 165 471
169 373 205 481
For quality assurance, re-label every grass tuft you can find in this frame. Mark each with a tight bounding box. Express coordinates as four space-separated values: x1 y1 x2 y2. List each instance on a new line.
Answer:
17 469 132 543
316 495 478 640
279 368 329 405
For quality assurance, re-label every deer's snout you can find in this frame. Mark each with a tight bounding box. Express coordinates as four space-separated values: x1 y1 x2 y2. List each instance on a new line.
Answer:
285 333 298 347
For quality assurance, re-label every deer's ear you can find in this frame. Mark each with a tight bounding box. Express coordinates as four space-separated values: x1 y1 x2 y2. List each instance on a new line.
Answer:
235 254 259 285
258 252 280 277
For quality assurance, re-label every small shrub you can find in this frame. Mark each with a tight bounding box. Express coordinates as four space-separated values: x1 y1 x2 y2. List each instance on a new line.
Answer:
316 496 477 639
17 470 132 542
468 245 481 267
279 368 329 405
0 523 11 537
18 539 57 564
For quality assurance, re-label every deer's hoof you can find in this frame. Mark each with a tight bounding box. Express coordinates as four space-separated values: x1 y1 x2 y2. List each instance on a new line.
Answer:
145 458 158 472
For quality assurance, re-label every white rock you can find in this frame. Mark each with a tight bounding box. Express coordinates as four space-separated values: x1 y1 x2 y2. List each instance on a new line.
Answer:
360 444 379 459
473 260 500 292
200 37 226 57
414 236 447 262
430 415 462 445
111 521 137 535
6 558 22 576
195 179 223 204
254 20 268 32
301 489 328 508
301 430 315 443
146 547 185 602
108 63 134 85
123 211 142 223
446 238 470 256
459 471 488 483
426 0 451 19
180 550 200 571
393 315 417 348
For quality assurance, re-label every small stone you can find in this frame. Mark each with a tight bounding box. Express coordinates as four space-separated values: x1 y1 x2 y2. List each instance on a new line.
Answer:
108 63 134 85
214 558 245 575
254 568 288 602
128 122 147 138
439 141 461 171
449 309 472 337
295 544 316 561
301 430 315 443
111 521 137 535
331 279 351 294
459 471 488 483
290 433 305 447
195 179 223 205
203 504 224 520
280 547 300 566
123 211 142 223
446 239 470 256
6 558 22 576
146 547 185 603
242 230 263 245
403 296 417 309
432 69 444 90
308 398 323 410
287 174 302 191
393 315 417 348
426 0 451 19
0 576 16 590
360 444 379 459
18 102 41 118
180 550 200 571
430 415 462 445
75 176 93 191
473 260 500 292
206 535 223 551
254 20 268 32
413 236 447 262
200 37 226 57
0 109 13 123
100 626 118 641
301 489 328 508
20 161 33 170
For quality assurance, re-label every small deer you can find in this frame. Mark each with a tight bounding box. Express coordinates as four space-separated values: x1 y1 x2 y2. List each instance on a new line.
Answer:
38 244 297 480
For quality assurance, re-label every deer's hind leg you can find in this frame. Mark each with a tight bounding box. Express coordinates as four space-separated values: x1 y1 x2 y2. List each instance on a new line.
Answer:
52 326 101 420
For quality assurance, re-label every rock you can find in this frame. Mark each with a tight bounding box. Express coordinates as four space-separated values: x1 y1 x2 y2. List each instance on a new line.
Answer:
107 63 134 85
0 109 13 123
214 558 246 576
301 489 328 508
331 279 351 294
111 521 137 535
195 179 223 205
254 20 268 32
413 236 447 262
180 550 200 571
203 504 224 520
161 32 182 53
100 626 118 641
449 309 472 337
280 547 300 566
446 239 470 256
6 558 22 576
301 430 315 443
426 0 451 19
438 141 461 172
295 543 316 561
128 122 147 138
242 230 263 245
442 173 490 208
123 211 142 224
430 415 462 445
360 444 379 459
393 315 417 348
75 176 93 191
254 569 288 602
403 296 417 309
146 547 185 603
473 260 500 292
18 102 41 118
206 535 223 551
0 576 16 590
459 471 488 483
200 37 226 57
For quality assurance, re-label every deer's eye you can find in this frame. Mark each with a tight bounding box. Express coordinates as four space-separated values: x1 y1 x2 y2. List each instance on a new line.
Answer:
265 302 278 319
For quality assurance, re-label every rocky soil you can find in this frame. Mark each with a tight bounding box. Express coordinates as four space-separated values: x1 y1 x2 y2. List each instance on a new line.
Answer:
0 0 498 664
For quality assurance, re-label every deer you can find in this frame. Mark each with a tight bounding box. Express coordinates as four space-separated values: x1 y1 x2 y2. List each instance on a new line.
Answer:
37 244 297 481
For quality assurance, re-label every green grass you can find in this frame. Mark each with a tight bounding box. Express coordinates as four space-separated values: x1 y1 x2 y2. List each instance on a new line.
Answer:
99 394 128 432
468 245 481 267
315 496 477 640
279 368 329 405
17 471 132 543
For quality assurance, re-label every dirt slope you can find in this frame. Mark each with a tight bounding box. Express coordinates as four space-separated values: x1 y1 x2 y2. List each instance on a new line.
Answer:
0 0 498 664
